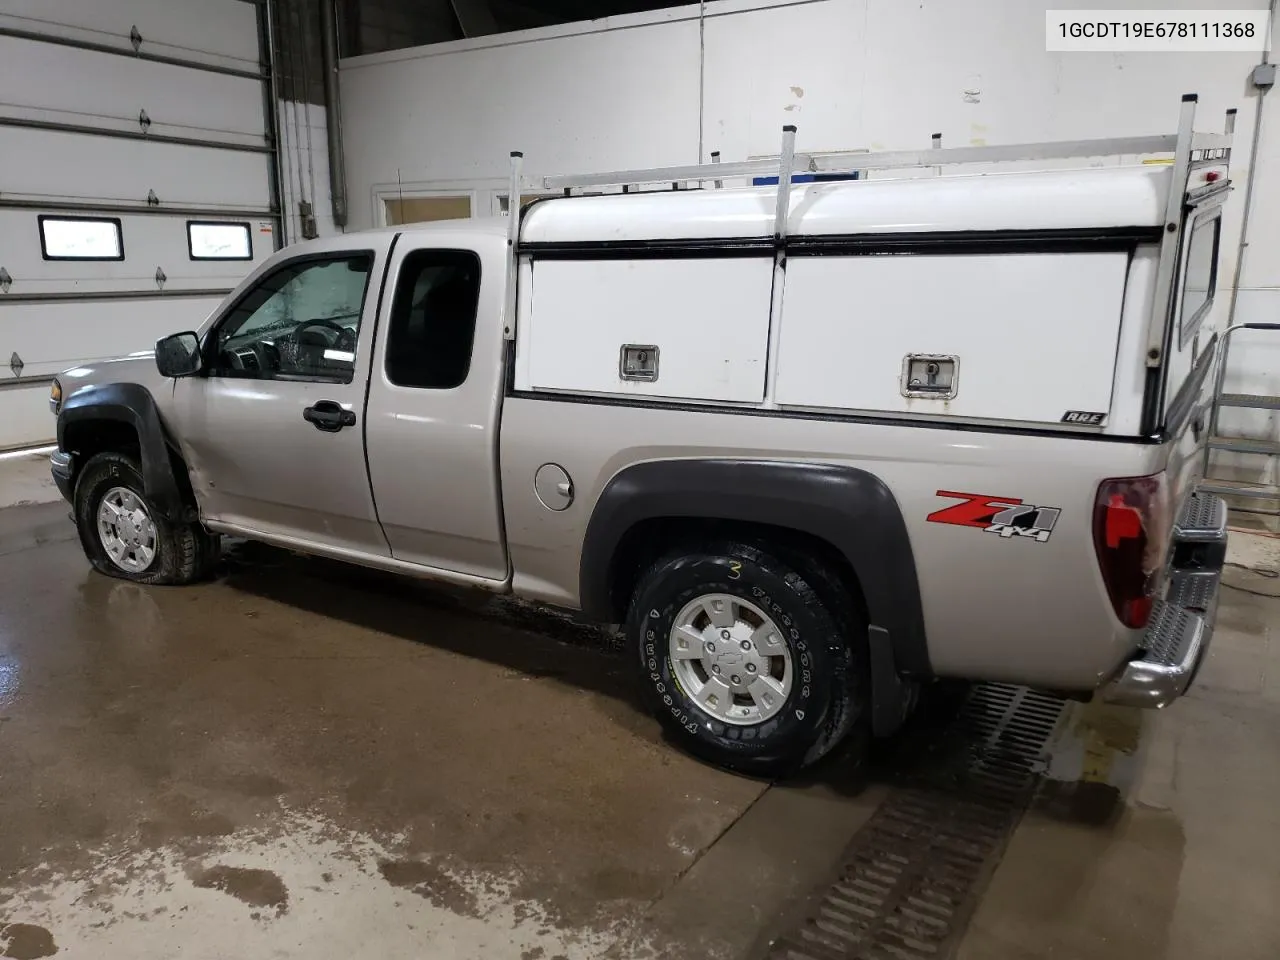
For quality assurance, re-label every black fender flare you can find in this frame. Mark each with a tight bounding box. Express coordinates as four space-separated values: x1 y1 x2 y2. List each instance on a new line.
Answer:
579 459 930 680
57 382 190 521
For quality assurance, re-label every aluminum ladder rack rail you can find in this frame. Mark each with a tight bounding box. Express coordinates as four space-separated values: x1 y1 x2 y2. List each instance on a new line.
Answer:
538 130 1231 193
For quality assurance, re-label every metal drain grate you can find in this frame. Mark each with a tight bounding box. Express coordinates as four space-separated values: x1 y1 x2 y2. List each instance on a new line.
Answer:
766 684 1065 960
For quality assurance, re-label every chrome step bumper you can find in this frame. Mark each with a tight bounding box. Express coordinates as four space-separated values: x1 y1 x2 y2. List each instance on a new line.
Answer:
1100 493 1225 709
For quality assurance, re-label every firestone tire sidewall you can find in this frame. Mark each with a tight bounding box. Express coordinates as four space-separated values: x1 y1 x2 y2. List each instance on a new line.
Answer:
629 549 847 775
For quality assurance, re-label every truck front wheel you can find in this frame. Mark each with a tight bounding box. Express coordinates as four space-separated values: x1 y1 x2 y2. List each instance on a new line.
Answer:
73 451 219 586
626 540 864 776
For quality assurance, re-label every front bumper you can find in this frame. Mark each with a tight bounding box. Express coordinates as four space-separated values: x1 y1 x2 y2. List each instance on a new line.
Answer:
1100 492 1226 709
50 450 74 503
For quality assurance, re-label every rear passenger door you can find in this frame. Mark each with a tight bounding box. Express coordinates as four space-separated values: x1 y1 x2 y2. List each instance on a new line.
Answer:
363 237 509 583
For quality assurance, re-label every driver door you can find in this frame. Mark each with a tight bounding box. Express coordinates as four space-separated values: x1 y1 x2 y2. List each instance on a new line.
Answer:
171 240 392 558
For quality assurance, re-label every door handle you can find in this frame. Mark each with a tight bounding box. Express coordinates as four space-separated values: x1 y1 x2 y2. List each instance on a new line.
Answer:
303 400 356 432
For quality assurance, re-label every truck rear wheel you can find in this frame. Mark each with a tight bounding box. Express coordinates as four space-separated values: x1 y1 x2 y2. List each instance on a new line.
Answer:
73 451 219 586
626 540 864 777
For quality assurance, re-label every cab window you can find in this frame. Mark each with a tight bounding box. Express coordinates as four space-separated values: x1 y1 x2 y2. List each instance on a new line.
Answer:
384 250 481 390
210 253 373 382
1179 214 1220 348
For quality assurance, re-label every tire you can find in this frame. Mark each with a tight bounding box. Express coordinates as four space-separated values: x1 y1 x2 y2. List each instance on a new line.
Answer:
73 451 219 586
626 540 866 777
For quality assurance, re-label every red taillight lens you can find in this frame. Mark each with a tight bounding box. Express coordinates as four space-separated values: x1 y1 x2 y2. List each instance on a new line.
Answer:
1093 474 1170 630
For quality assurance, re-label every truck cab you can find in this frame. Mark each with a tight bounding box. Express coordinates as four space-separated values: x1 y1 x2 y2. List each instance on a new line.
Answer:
55 223 513 583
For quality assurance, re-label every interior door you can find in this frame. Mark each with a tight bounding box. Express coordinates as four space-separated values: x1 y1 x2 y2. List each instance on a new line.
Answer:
363 239 508 582
172 240 392 558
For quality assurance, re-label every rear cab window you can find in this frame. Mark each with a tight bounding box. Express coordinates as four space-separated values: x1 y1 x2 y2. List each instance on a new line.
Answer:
383 250 482 389
1178 212 1220 348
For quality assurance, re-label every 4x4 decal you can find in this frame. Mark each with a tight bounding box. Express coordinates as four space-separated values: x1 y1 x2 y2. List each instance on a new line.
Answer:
927 491 1061 543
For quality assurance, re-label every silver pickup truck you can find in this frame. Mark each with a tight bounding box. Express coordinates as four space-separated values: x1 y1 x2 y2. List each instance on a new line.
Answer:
47 117 1230 775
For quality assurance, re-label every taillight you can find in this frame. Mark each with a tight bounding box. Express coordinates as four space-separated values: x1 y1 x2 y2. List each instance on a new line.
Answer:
1093 473 1170 629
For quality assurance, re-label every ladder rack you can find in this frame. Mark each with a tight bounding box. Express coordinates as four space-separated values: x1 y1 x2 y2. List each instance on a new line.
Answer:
520 101 1233 195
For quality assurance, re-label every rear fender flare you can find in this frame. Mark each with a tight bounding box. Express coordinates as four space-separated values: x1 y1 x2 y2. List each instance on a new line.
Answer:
579 459 930 679
58 382 189 521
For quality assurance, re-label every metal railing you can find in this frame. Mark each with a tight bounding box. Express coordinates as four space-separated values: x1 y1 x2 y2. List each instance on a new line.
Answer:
1200 321 1280 516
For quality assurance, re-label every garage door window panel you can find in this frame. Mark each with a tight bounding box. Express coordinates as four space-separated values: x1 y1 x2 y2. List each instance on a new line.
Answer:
38 216 124 261
188 221 253 261
209 253 373 383
385 250 481 390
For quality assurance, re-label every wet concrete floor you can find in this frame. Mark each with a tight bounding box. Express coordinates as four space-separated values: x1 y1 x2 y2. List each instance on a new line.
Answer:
961 554 1280 960
1 486 1278 959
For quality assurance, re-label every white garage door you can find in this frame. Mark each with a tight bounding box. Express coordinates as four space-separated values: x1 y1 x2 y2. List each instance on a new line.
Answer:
0 0 279 449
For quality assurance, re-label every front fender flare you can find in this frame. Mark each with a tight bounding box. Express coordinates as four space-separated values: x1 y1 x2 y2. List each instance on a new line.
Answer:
579 459 930 677
58 381 189 521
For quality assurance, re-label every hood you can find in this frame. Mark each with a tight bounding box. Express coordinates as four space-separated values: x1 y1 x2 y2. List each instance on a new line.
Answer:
56 351 170 401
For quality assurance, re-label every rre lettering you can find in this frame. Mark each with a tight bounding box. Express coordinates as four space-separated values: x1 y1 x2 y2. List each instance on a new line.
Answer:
1062 411 1105 425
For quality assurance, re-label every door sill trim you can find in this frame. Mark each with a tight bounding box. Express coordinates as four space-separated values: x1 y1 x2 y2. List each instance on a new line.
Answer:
205 519 512 592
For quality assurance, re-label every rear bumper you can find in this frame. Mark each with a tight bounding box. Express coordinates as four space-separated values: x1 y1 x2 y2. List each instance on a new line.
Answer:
1100 492 1226 709
50 450 74 503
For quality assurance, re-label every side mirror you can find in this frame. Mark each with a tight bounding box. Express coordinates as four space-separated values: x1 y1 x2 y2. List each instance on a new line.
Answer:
155 332 202 378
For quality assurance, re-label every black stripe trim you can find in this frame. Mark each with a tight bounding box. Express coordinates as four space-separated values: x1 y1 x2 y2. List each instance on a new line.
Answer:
522 238 774 259
788 226 1161 255
520 226 1162 260
506 389 1164 445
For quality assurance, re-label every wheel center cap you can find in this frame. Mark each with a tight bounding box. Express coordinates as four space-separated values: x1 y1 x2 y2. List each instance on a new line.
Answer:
703 624 768 690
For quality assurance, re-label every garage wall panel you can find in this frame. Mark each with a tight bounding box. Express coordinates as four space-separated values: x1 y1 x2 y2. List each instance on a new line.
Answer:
0 0 260 70
0 383 57 452
4 129 273 209
0 37 267 144
0 0 276 447
1 298 225 380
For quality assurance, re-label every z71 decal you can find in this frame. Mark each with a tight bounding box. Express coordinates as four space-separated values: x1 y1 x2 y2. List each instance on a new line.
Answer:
927 491 1061 543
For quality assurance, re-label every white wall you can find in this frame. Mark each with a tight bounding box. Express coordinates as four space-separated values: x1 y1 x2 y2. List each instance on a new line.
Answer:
339 0 1279 476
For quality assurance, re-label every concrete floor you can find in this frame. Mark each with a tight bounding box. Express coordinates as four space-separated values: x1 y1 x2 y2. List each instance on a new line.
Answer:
1 452 1278 959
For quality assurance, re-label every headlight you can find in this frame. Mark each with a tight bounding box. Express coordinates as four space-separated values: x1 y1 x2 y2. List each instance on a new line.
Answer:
49 378 62 415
